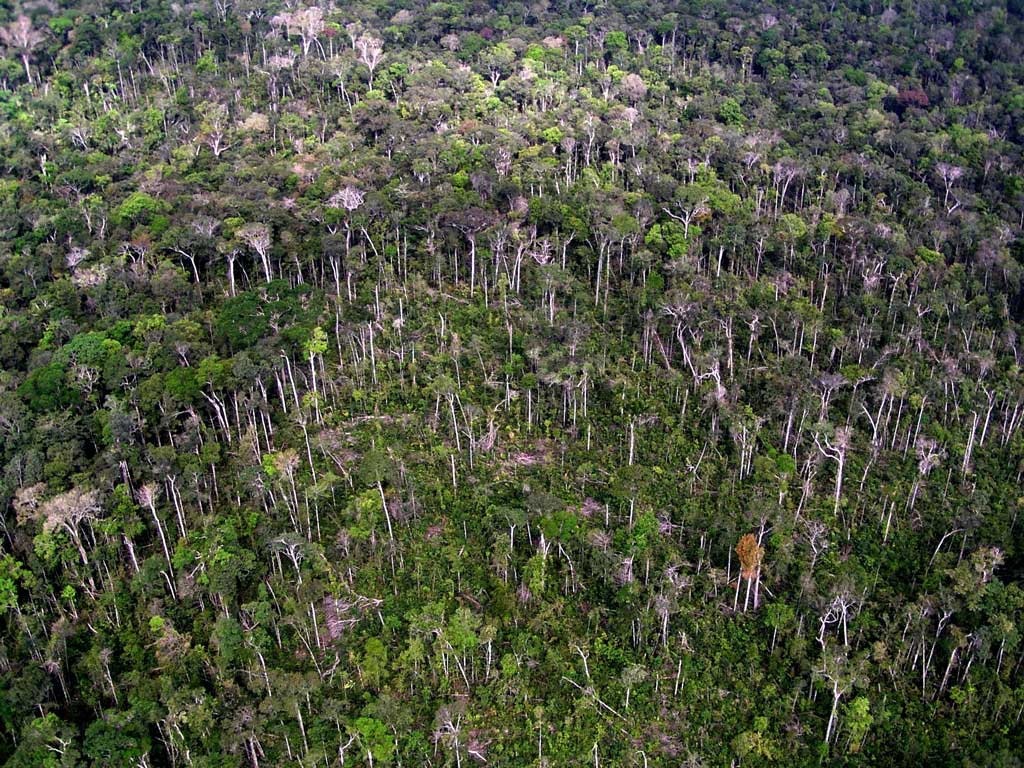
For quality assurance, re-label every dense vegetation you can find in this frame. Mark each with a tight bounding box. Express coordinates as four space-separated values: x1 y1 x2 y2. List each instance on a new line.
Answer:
1 0 1024 764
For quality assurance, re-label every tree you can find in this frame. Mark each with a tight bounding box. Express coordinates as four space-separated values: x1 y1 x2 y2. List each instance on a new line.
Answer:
717 97 745 126
6 714 81 768
272 8 325 58
352 716 394 767
328 186 365 212
197 101 233 158
136 484 176 600
620 73 647 103
0 16 45 84
360 637 389 689
734 533 765 612
621 663 648 710
37 487 103 583
843 696 873 753
814 426 852 516
237 223 273 282
482 42 516 86
356 35 385 90
662 185 710 239
935 162 964 214
448 207 494 297
814 646 866 748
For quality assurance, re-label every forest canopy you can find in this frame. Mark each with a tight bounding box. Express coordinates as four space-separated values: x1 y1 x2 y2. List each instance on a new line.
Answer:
1 0 1024 765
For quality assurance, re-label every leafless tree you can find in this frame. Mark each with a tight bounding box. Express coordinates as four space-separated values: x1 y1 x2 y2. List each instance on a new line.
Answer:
238 223 273 282
433 705 466 768
271 536 306 586
907 437 944 511
328 186 365 212
814 426 852 515
271 8 325 58
0 16 45 83
803 518 830 572
771 159 802 217
198 101 233 157
662 195 709 240
191 216 220 239
355 35 384 90
935 162 964 214
137 484 176 599
66 246 90 270
814 646 864 746
620 73 647 103
817 374 846 421
817 584 861 648
38 487 103 578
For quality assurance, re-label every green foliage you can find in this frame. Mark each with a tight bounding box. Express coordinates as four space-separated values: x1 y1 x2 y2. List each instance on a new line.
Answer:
19 361 77 412
845 696 873 753
629 509 658 552
195 51 217 74
354 717 395 765
0 1 1022 766
0 556 30 612
717 97 746 126
778 213 808 240
605 31 628 53
115 191 165 224
6 714 81 768
83 712 150 768
645 221 690 258
304 326 329 358
361 637 389 688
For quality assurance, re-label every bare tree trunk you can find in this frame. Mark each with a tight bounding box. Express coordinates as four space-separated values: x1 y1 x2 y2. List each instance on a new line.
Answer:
377 481 394 545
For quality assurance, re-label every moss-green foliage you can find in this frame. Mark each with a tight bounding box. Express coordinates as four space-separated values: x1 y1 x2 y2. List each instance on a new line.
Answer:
0 0 1023 766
